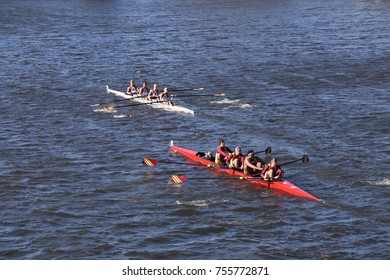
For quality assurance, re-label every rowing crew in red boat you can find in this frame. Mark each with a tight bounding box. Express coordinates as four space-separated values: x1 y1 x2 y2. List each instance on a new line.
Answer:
213 139 283 181
172 143 317 201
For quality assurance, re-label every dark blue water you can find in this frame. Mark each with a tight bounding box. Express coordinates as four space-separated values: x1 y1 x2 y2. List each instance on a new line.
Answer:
0 0 389 260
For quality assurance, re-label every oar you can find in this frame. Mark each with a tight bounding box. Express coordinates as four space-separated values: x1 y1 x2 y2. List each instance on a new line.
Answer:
253 147 272 155
170 93 225 98
143 157 215 168
92 95 139 107
102 100 166 111
169 87 204 92
279 155 309 166
169 175 260 184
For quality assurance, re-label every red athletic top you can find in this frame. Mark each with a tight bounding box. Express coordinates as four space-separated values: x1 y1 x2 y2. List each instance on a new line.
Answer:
216 146 231 158
261 164 283 178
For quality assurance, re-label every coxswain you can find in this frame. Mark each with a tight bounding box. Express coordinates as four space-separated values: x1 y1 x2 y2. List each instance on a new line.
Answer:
148 82 159 100
261 158 284 181
227 146 245 170
243 150 264 176
138 81 149 98
127 80 138 95
159 88 173 105
215 139 232 166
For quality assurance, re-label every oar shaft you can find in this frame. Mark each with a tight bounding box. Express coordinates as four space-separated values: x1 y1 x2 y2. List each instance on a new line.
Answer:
279 155 308 165
170 88 204 92
93 92 140 106
111 97 138 103
279 159 301 165
171 93 224 98
95 98 133 106
253 147 272 155
171 176 262 181
143 158 215 168
158 160 214 167
109 100 165 109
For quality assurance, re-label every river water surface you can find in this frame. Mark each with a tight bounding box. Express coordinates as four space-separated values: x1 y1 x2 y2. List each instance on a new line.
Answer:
0 0 389 259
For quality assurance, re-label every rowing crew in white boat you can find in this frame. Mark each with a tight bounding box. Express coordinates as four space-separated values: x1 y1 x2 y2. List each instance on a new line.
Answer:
127 80 173 105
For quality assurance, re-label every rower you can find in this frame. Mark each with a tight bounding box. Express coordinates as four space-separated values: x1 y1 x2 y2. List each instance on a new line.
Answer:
127 80 138 95
148 82 159 100
215 139 232 166
159 88 173 105
138 81 149 98
227 146 245 170
261 158 284 181
243 150 264 177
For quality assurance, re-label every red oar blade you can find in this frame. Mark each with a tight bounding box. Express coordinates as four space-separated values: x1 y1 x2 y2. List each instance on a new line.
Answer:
142 158 158 166
170 175 187 183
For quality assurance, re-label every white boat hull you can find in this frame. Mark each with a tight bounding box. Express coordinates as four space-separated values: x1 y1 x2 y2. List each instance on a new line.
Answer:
106 86 194 115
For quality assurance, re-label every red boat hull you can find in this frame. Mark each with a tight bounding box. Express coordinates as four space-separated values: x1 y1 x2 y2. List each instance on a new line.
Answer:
170 144 319 201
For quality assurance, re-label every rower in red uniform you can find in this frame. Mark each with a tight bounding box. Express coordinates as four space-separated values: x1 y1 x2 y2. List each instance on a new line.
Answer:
215 139 232 166
138 81 149 98
148 82 159 100
227 146 245 170
261 158 284 181
127 80 138 95
243 150 264 176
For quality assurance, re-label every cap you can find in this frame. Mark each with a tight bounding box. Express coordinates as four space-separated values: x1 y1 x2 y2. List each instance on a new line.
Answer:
164 88 168 92
235 146 241 151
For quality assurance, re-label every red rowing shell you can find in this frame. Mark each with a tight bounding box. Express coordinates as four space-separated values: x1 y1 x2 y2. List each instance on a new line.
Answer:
170 144 319 201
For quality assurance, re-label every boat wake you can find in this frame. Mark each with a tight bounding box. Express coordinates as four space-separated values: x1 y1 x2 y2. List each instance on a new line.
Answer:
211 98 241 104
176 199 229 207
210 98 252 109
365 178 390 186
223 104 252 109
113 114 132 118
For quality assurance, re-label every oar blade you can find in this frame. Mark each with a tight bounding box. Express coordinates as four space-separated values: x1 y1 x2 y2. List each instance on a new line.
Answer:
101 105 111 111
302 155 309 163
170 175 187 183
143 158 158 166
101 105 115 111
